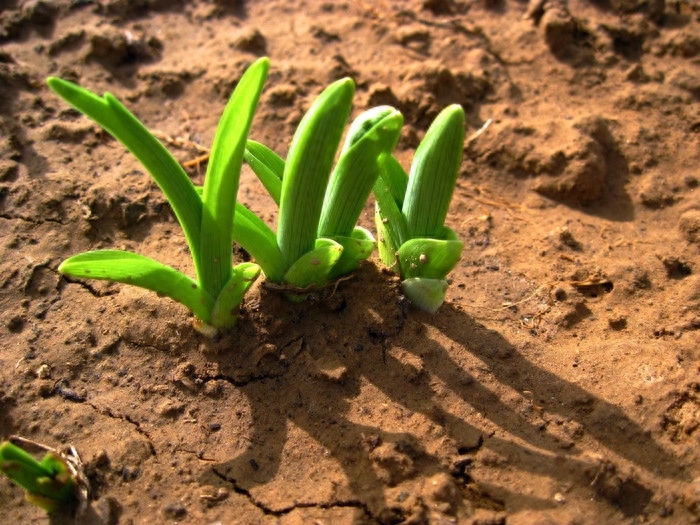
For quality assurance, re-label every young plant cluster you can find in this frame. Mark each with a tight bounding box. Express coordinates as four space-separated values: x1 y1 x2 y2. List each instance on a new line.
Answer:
0 437 87 515
50 57 467 334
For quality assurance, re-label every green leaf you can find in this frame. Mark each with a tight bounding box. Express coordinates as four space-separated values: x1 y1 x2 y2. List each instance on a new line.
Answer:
327 226 376 280
318 106 403 238
401 278 449 314
283 238 343 289
58 250 214 323
199 57 269 298
0 442 75 513
373 157 410 267
277 78 355 270
210 262 261 329
1 442 55 495
233 202 284 281
402 104 465 238
397 228 464 280
244 139 284 205
382 155 409 209
46 77 203 275
375 203 398 269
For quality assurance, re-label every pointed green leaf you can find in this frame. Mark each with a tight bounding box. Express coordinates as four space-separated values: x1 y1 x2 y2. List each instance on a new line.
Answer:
328 226 376 279
282 238 343 289
46 78 203 271
318 106 403 238
277 78 355 270
199 57 269 297
210 262 261 329
401 278 449 314
402 104 465 238
58 250 214 323
244 139 284 205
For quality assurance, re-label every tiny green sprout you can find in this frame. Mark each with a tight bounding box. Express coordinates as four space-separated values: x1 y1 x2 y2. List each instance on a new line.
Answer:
0 438 87 514
373 104 466 313
49 57 270 333
237 80 403 297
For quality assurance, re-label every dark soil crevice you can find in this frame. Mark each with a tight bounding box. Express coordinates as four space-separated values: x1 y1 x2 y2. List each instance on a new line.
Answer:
212 467 374 520
86 401 157 459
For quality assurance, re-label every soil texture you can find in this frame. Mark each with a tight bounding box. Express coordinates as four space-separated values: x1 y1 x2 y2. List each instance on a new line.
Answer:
1 0 699 524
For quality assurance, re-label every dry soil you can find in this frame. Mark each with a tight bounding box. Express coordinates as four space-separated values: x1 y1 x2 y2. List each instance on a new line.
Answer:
1 1 699 524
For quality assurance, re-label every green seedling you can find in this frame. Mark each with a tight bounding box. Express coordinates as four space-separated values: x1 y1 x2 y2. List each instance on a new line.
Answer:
373 104 466 313
49 57 270 332
0 438 87 514
238 81 403 296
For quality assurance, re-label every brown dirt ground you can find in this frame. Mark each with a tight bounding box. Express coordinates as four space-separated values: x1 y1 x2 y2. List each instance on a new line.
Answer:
1 0 700 524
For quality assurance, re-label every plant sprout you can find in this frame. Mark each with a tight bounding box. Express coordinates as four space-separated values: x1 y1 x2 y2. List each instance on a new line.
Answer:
0 438 87 514
237 81 404 295
49 57 270 332
373 104 466 313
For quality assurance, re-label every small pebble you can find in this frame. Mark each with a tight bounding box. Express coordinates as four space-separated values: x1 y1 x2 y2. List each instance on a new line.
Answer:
36 364 51 379
162 502 187 519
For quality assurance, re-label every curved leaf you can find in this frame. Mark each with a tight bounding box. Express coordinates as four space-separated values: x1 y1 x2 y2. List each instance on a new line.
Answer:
397 231 464 280
199 57 269 297
277 78 355 269
401 277 449 314
375 203 398 269
58 250 214 322
282 238 343 289
46 78 203 271
318 106 403 238
210 262 261 329
328 226 376 279
0 442 75 513
233 202 284 281
373 156 409 266
244 139 284 205
402 104 465 238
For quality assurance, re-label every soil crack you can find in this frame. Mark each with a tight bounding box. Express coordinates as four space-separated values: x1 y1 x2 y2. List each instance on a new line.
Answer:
212 468 373 520
203 371 287 389
61 276 119 298
86 401 157 458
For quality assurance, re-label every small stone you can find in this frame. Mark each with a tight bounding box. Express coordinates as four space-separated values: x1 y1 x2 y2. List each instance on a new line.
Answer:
162 502 187 519
157 400 185 417
678 210 700 244
312 363 348 383
36 364 51 379
608 315 627 330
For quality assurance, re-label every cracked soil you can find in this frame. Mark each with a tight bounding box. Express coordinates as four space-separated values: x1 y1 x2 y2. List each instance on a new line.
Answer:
1 0 700 524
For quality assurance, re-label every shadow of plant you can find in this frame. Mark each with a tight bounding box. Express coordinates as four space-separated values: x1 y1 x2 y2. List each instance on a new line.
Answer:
201 264 686 522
